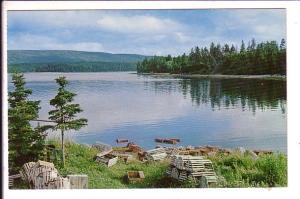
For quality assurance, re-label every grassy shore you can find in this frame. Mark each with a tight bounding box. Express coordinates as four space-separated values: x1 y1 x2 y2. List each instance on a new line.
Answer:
37 141 287 188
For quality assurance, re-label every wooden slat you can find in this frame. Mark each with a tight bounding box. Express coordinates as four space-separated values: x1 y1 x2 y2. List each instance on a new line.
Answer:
67 175 88 189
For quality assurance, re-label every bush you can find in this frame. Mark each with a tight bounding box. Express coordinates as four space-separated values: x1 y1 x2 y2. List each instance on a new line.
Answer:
256 154 287 186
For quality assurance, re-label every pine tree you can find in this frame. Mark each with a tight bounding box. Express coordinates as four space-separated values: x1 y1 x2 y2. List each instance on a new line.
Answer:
48 76 87 166
240 40 246 53
8 73 45 174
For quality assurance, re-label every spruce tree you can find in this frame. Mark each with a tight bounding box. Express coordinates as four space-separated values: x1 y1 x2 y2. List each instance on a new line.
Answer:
8 73 45 174
48 76 87 166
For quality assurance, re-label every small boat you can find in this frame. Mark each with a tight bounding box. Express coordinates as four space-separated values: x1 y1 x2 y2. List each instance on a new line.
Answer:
116 139 129 143
154 138 179 144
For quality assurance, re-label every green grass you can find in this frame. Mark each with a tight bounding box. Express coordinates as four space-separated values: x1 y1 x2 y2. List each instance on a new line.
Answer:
208 151 287 187
22 141 287 189
51 142 194 188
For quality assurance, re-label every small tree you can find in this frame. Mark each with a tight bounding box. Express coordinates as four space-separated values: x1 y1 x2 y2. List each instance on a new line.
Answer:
48 76 87 166
8 73 45 174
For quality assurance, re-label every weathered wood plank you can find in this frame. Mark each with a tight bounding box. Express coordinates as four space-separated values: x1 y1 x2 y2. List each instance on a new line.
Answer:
67 175 88 189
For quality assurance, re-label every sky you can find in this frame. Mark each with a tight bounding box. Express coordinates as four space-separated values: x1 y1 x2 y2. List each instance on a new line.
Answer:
8 9 286 56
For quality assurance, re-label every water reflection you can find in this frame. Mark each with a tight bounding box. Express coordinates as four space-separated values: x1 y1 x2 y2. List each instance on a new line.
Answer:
148 78 286 114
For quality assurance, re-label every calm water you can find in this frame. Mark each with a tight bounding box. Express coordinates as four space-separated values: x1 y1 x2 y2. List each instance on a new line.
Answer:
8 72 287 152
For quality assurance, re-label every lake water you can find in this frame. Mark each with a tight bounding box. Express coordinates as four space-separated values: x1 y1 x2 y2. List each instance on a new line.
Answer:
8 72 287 152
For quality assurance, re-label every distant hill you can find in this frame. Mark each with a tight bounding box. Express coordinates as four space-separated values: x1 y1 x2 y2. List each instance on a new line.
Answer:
8 50 149 72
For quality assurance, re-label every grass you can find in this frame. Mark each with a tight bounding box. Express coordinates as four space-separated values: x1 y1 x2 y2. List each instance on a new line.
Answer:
51 141 196 188
208 151 287 187
17 140 287 189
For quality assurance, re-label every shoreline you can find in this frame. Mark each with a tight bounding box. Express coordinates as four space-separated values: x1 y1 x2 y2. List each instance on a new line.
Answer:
138 73 286 81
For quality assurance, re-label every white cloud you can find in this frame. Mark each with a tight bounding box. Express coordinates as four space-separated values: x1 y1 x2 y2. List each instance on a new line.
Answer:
218 9 286 41
174 32 191 43
96 14 183 34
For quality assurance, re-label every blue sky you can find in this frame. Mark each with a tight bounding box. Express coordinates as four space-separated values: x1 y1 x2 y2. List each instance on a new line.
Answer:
8 9 286 56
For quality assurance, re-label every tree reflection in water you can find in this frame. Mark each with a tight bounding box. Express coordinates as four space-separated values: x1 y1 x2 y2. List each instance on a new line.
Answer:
147 77 286 114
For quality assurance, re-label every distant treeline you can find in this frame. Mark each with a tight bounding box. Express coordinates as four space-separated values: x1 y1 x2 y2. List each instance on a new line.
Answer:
137 39 286 75
8 61 137 73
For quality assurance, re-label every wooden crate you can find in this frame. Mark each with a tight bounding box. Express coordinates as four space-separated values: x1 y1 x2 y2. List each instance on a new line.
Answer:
96 154 118 167
67 175 88 189
47 176 70 189
126 171 145 183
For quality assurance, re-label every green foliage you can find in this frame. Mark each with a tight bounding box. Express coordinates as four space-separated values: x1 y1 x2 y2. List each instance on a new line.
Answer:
48 76 87 166
8 73 45 174
8 50 149 72
8 50 148 64
256 153 287 186
209 152 287 187
137 39 286 75
8 62 138 73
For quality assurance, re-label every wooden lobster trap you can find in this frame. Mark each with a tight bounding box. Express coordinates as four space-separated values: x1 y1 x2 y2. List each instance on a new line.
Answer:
167 155 218 186
126 171 145 183
96 154 118 167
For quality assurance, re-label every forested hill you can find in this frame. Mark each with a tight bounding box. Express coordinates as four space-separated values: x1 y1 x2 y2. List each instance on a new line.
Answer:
137 39 286 75
8 50 149 72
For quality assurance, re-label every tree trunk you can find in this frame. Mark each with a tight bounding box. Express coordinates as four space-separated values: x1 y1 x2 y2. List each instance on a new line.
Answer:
61 129 65 167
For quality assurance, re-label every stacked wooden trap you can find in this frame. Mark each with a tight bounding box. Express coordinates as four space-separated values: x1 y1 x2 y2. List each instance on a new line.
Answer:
19 160 88 189
95 154 118 167
166 155 218 186
9 174 21 188
93 142 119 167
